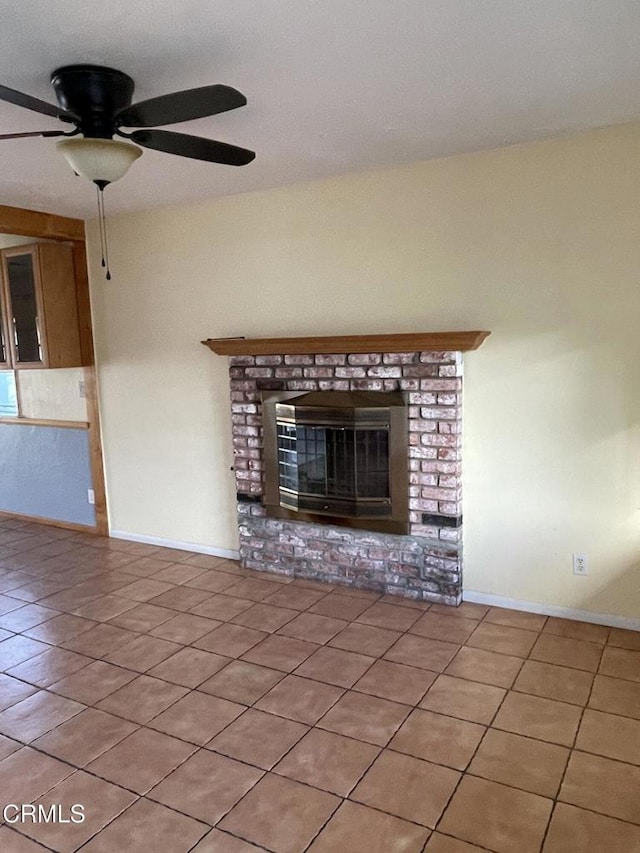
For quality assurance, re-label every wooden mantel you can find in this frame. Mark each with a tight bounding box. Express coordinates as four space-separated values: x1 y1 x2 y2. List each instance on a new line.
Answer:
202 331 490 356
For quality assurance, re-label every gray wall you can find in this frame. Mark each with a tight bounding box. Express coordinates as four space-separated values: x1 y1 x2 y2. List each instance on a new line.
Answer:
0 424 95 526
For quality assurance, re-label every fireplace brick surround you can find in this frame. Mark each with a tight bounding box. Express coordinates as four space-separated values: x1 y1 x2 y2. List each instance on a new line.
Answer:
204 333 489 606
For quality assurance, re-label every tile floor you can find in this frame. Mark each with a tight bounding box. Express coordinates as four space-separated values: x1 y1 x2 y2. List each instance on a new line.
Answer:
0 517 639 852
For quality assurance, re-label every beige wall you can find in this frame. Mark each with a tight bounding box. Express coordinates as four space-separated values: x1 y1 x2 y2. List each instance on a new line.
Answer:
87 122 640 618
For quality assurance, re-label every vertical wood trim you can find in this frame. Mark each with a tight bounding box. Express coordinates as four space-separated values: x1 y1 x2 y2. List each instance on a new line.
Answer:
84 365 108 535
72 240 109 536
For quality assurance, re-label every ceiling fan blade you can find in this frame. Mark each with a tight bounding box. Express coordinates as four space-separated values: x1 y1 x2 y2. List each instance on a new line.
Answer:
0 83 75 120
116 85 247 128
130 129 255 166
0 129 68 140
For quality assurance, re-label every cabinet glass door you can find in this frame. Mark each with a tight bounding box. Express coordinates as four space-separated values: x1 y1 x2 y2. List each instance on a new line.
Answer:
0 290 7 365
5 251 43 364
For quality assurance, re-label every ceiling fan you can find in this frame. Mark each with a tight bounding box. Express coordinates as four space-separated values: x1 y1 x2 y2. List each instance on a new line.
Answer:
0 64 255 184
0 65 255 278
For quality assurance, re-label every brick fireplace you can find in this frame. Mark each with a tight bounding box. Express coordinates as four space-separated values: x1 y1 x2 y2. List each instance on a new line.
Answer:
203 332 489 606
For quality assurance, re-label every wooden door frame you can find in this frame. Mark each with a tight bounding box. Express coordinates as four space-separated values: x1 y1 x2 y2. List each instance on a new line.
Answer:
0 204 108 535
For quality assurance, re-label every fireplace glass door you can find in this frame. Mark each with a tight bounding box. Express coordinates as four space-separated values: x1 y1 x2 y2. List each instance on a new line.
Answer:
262 390 407 532
277 419 391 516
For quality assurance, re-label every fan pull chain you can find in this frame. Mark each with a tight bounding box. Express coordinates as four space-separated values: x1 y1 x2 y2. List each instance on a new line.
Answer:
95 183 111 281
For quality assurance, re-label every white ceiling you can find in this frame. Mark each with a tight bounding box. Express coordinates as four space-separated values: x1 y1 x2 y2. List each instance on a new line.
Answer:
1 0 639 219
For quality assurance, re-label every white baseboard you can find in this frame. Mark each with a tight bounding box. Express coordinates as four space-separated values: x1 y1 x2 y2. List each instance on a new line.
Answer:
463 589 640 632
109 529 240 561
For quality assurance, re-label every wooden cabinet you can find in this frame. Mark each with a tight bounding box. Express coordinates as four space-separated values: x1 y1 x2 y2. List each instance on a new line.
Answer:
0 243 83 369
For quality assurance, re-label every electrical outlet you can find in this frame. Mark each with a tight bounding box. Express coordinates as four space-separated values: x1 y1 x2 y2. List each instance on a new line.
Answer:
78 380 86 398
573 553 588 576
87 489 95 505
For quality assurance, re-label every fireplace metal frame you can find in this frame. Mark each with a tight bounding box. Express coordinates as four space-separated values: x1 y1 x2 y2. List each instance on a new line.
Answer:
262 389 408 535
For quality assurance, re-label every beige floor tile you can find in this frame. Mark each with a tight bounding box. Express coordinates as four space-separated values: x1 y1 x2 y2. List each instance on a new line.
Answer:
589 674 640 719
0 634 51 669
608 627 640 651
530 634 603 672
191 829 265 852
0 673 38 710
0 732 20 760
308 593 372 621
190 594 254 621
431 602 489 620
294 646 375 688
354 659 436 705
185 570 240 594
469 728 569 797
224 577 285 602
483 606 547 632
357 602 422 632
31 707 137 766
148 691 244 745
467 622 538 658
328 622 401 656
240 633 319 672
542 803 640 853
104 634 181 672
262 584 327 611
0 603 60 632
445 646 523 688
17 770 137 853
317 690 410 745
599 646 640 682
96 674 188 723
87 727 196 794
493 692 582 746
149 749 264 824
385 633 459 672
7 647 92 688
147 647 230 687
575 708 640 764
0 746 76 804
61 623 139 657
542 617 609 644
0 690 84 742
80 797 209 853
512 660 593 705
274 728 379 795
149 586 215 612
218 773 339 853
194 622 267 657
425 835 489 852
49 660 137 705
200 660 285 704
391 708 485 769
71 594 137 622
208 708 308 769
116 578 175 602
351 749 460 827
409 611 478 644
420 674 505 724
230 603 298 633
560 750 640 823
439 775 553 853
255 674 344 724
149 612 222 643
22 612 97 643
277 612 348 643
308 800 430 853
0 828 52 852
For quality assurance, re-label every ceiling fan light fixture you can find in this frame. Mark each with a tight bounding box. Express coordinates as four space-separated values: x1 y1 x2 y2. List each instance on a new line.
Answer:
56 137 142 185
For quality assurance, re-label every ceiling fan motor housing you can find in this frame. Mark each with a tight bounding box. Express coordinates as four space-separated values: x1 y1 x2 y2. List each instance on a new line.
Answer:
50 65 134 138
